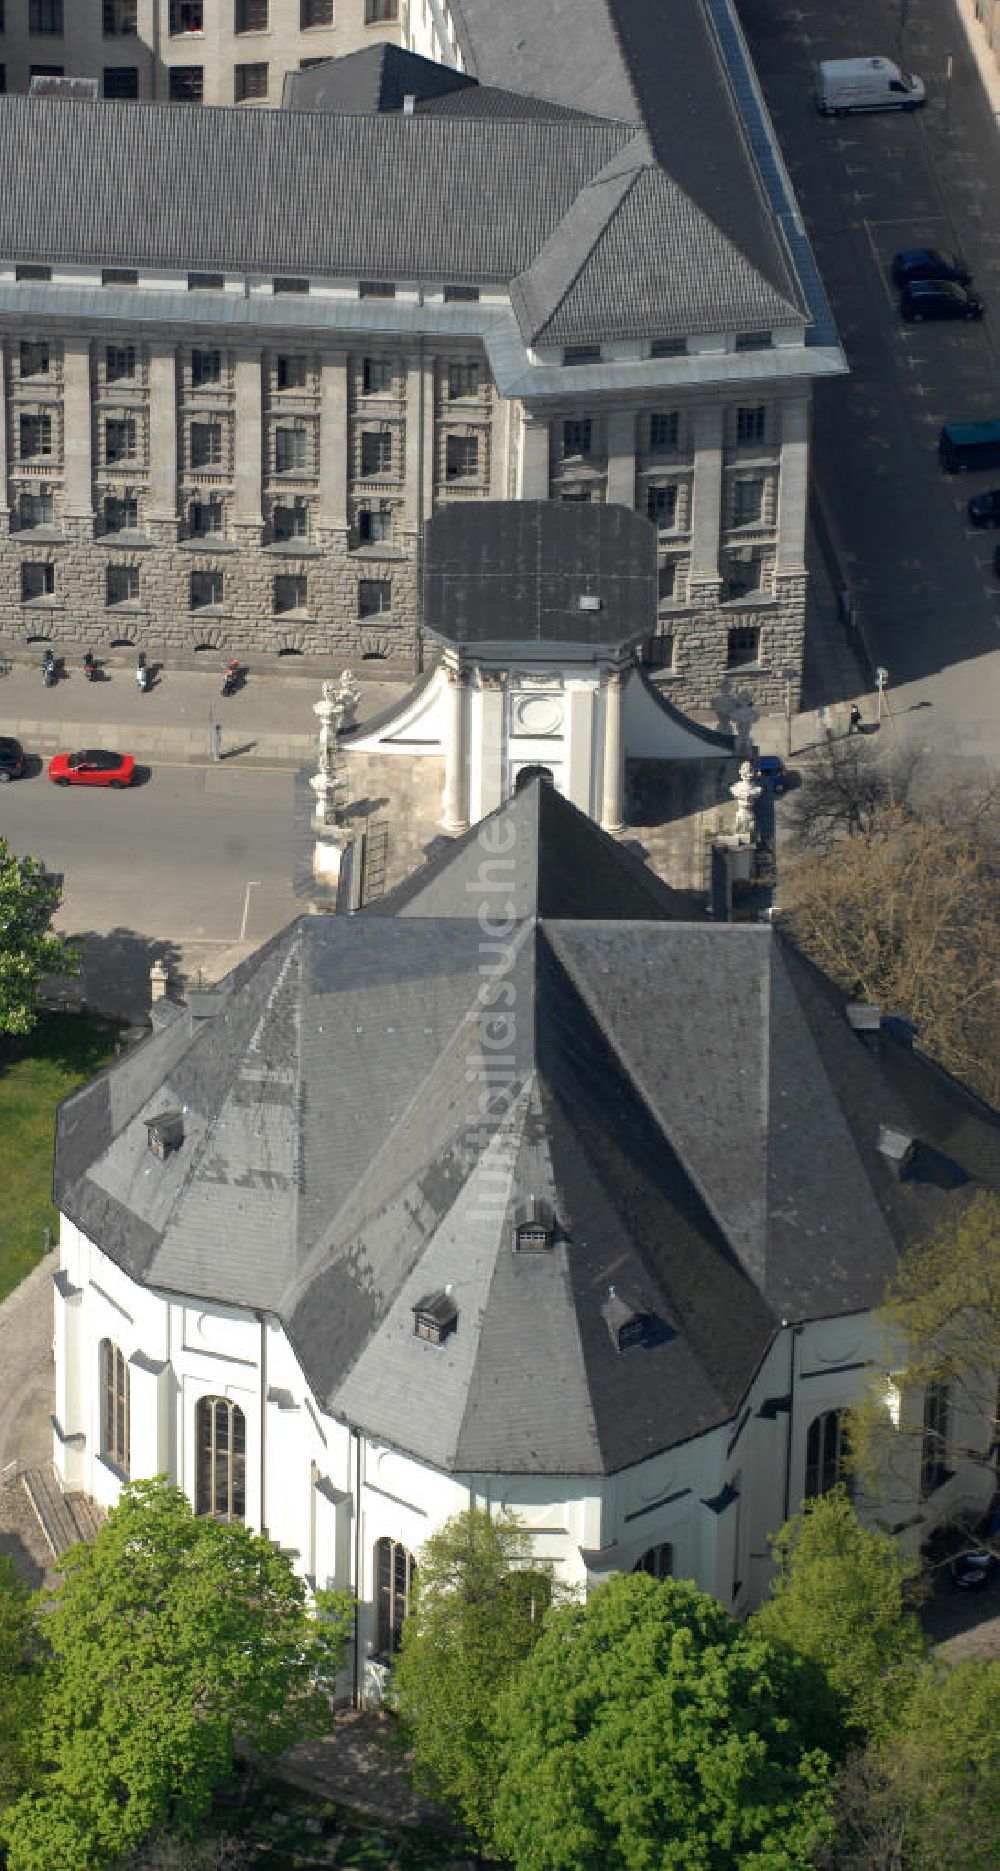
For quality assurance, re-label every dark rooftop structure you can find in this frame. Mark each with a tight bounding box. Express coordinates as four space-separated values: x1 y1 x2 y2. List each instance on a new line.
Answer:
422 502 657 650
55 781 1000 1479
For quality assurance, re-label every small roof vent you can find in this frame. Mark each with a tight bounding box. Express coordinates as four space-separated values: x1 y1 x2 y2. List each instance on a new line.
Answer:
145 1110 184 1161
846 1002 881 1032
577 594 602 612
878 1124 917 1180
403 92 417 114
413 1290 458 1345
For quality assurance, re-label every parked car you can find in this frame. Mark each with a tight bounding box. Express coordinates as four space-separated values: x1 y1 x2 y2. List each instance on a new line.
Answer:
48 748 136 789
950 1509 1000 1590
754 754 790 795
967 488 1000 528
900 279 984 322
0 735 25 782
815 57 925 116
891 247 970 289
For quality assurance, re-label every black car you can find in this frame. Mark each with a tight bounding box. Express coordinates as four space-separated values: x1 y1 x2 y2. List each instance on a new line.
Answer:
968 488 1000 528
0 735 25 782
900 279 984 323
891 246 970 289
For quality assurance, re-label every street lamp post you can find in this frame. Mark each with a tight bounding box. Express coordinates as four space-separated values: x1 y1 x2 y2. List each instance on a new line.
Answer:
875 665 891 724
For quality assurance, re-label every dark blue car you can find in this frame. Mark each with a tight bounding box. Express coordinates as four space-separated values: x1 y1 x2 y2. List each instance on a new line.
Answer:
754 755 790 796
891 247 970 289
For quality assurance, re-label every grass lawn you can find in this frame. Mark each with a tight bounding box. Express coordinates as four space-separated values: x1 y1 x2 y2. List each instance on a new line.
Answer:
0 1010 122 1303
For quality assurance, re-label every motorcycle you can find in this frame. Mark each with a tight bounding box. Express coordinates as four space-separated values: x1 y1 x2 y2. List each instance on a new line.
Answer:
42 649 57 688
83 649 99 682
136 652 151 693
221 659 241 698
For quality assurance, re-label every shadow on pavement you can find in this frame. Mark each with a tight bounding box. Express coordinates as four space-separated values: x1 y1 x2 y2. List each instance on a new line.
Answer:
51 928 185 1026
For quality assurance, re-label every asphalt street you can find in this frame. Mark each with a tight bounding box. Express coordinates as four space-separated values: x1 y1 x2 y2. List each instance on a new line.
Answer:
739 0 1000 719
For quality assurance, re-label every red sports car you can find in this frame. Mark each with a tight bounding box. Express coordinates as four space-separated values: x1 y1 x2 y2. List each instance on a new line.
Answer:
48 748 136 789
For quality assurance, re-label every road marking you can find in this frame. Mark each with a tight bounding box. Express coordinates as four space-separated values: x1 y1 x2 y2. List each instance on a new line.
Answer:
239 881 261 942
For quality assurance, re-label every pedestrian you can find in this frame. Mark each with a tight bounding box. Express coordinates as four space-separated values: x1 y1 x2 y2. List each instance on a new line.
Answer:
211 721 222 762
848 703 862 735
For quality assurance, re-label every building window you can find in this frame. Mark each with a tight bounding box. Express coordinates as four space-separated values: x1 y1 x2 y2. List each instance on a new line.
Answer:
273 501 307 541
722 555 763 604
444 284 479 303
562 418 593 459
235 0 268 28
362 357 393 396
190 421 222 469
731 477 764 528
358 578 391 618
189 496 223 536
17 487 54 530
365 0 398 18
235 61 268 100
29 0 63 33
103 66 138 96
804 1409 850 1499
921 1379 951 1498
29 63 63 75
301 0 334 21
106 344 136 383
735 404 766 448
169 0 202 29
360 429 392 477
274 426 307 473
735 331 773 352
445 434 479 481
649 410 679 454
274 573 307 614
188 271 224 290
359 279 394 300
358 505 392 545
102 268 138 286
99 1339 130 1474
105 417 137 464
0 69 6 94
106 563 139 605
191 347 222 388
276 354 308 391
20 413 52 458
658 560 677 604
22 562 54 600
632 1542 673 1580
646 484 677 531
104 0 138 32
19 340 50 377
273 276 308 295
726 624 761 668
651 337 685 357
169 65 203 100
643 628 675 670
563 344 601 366
190 569 223 609
447 360 480 400
104 492 138 533
15 264 51 282
195 1397 246 1522
375 1536 414 1657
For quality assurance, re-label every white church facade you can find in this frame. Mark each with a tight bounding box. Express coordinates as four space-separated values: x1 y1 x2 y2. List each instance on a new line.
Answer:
52 783 998 1696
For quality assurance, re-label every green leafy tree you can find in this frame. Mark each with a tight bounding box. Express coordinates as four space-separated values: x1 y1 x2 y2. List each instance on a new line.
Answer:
392 1506 555 1845
0 1555 41 1811
0 1479 352 1871
752 1490 926 1741
492 1570 839 1871
0 837 80 1036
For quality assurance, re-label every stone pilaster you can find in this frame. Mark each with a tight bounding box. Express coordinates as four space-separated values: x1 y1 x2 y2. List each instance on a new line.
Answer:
776 395 809 574
62 337 94 535
318 349 349 548
233 350 263 542
147 342 178 534
0 339 9 531
605 408 636 508
600 668 626 833
441 659 470 834
518 412 550 499
689 404 724 588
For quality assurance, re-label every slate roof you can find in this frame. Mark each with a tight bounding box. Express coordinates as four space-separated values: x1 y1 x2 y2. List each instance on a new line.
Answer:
422 501 657 648
284 43 588 121
55 782 1000 1477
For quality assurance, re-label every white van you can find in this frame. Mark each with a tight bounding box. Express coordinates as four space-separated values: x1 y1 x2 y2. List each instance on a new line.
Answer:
815 57 926 115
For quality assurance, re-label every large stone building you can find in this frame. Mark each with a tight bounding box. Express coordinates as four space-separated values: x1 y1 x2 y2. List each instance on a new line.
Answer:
0 0 401 106
52 781 999 1697
0 0 844 708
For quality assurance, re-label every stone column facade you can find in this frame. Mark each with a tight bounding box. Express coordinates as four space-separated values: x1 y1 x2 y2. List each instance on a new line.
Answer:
776 396 809 574
600 668 626 834
605 408 636 508
147 342 178 540
519 413 550 499
318 349 349 548
0 338 9 533
441 660 470 834
233 350 264 543
62 338 94 538
689 404 723 591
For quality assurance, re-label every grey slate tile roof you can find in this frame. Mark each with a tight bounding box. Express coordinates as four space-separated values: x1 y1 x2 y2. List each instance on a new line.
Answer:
54 782 1000 1477
284 44 588 121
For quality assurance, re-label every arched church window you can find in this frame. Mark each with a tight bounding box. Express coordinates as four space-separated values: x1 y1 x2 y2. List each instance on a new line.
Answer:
195 1396 246 1522
804 1408 850 1500
375 1536 416 1657
632 1542 673 1581
99 1338 130 1476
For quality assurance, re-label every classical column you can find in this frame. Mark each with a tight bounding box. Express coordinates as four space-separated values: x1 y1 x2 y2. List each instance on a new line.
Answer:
441 660 470 834
518 412 550 498
147 342 178 529
318 349 349 544
600 668 626 834
605 408 636 508
0 338 9 526
233 351 263 533
776 395 809 574
62 337 94 530
689 403 724 585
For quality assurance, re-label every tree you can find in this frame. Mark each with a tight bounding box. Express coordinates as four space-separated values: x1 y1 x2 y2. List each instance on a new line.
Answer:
0 1479 352 1871
491 1570 839 1871
751 1491 925 1742
0 837 80 1036
849 1194 1000 1553
0 1555 41 1812
392 1507 555 1846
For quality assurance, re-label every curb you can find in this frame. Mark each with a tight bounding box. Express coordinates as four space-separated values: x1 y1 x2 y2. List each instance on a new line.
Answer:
10 720 314 767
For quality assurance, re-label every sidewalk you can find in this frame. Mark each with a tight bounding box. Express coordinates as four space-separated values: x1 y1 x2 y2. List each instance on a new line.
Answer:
0 658 410 770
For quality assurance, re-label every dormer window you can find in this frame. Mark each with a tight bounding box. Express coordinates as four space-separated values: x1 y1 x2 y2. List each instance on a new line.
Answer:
412 1290 458 1345
516 1224 551 1252
512 1197 556 1253
602 1285 670 1353
145 1109 184 1160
